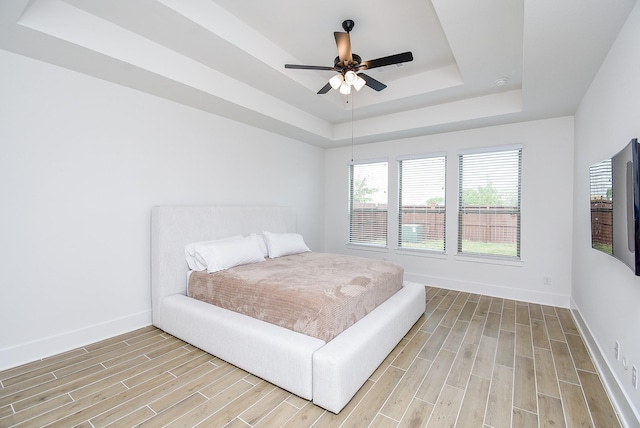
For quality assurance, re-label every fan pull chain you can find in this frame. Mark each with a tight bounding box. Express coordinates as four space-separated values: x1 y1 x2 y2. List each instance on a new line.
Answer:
351 92 354 162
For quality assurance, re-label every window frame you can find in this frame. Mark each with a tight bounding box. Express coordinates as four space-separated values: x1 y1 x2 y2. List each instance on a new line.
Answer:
457 146 522 260
348 158 389 248
397 153 447 254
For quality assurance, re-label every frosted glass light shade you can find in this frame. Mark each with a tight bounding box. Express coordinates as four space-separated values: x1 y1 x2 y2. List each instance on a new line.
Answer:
344 70 357 85
339 81 351 94
329 74 343 90
353 76 366 91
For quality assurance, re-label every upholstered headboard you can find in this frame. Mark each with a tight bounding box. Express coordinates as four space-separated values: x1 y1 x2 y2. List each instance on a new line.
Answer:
150 206 296 326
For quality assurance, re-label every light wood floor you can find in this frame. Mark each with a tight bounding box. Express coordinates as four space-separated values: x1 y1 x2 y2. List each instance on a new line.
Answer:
0 286 621 427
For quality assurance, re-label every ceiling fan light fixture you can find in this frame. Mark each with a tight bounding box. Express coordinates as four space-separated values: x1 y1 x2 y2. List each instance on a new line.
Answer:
344 70 358 85
329 74 343 90
284 20 413 95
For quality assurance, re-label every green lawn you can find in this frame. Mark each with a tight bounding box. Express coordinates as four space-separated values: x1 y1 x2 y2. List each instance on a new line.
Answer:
592 242 613 255
356 239 519 258
460 240 518 257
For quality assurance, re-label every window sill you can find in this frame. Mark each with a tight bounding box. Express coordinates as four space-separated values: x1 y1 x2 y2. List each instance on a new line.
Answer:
454 253 524 267
395 248 448 260
345 243 390 254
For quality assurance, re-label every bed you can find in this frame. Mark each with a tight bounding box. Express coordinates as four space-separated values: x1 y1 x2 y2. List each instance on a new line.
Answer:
150 206 426 413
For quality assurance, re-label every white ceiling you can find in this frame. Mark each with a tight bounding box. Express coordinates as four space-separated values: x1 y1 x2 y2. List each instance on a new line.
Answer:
0 0 636 148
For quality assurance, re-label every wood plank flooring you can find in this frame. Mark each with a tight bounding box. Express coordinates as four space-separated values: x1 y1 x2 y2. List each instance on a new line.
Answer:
0 286 622 427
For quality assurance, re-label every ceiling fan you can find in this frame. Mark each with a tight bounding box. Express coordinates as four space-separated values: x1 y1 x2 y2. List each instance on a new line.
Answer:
285 19 413 95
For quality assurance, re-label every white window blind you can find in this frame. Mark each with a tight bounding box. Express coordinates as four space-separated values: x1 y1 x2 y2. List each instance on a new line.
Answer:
398 156 446 252
589 159 612 200
349 161 388 247
458 148 522 258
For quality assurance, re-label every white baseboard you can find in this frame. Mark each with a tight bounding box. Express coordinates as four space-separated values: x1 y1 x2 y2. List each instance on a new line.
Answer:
569 299 640 428
0 310 152 371
405 272 570 307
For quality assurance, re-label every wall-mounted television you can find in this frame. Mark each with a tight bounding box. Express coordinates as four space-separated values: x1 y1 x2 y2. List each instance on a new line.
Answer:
590 138 640 275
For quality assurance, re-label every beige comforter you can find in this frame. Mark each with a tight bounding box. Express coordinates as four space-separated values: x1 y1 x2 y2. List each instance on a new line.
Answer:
187 252 404 342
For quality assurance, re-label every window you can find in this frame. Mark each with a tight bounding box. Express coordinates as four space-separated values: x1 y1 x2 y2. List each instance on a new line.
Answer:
458 148 522 258
349 160 388 247
398 155 446 252
589 158 612 254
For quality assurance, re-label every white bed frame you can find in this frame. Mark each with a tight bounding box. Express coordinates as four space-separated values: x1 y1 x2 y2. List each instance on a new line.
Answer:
151 206 425 413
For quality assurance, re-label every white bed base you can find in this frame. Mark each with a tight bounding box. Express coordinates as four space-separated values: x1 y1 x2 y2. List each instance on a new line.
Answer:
151 206 425 413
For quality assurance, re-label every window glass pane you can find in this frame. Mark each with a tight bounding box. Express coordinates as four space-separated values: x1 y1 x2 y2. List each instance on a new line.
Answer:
349 161 388 247
398 156 446 251
458 149 521 258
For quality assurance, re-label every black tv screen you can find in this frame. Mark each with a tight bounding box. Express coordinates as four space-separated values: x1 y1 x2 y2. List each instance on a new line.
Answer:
590 138 640 275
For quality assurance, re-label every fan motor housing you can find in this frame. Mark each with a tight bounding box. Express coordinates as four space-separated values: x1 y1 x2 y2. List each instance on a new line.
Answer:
334 54 361 69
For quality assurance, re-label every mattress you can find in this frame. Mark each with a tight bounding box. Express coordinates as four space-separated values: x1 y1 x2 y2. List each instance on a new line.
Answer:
187 252 404 341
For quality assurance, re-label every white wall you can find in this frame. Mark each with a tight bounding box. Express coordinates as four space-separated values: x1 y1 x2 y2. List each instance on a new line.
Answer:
324 117 575 306
0 50 325 370
572 2 640 423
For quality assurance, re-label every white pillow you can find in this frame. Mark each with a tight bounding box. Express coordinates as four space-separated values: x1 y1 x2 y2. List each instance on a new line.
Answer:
185 235 242 271
203 235 266 273
250 233 269 257
263 231 311 258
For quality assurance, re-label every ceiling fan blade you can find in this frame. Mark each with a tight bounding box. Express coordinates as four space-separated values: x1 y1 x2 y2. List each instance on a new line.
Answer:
359 51 413 71
359 73 387 91
334 32 353 65
317 82 332 94
285 64 335 71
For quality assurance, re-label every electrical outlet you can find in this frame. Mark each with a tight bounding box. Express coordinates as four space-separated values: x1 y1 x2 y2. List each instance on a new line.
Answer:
543 276 552 285
633 365 638 390
614 341 620 360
